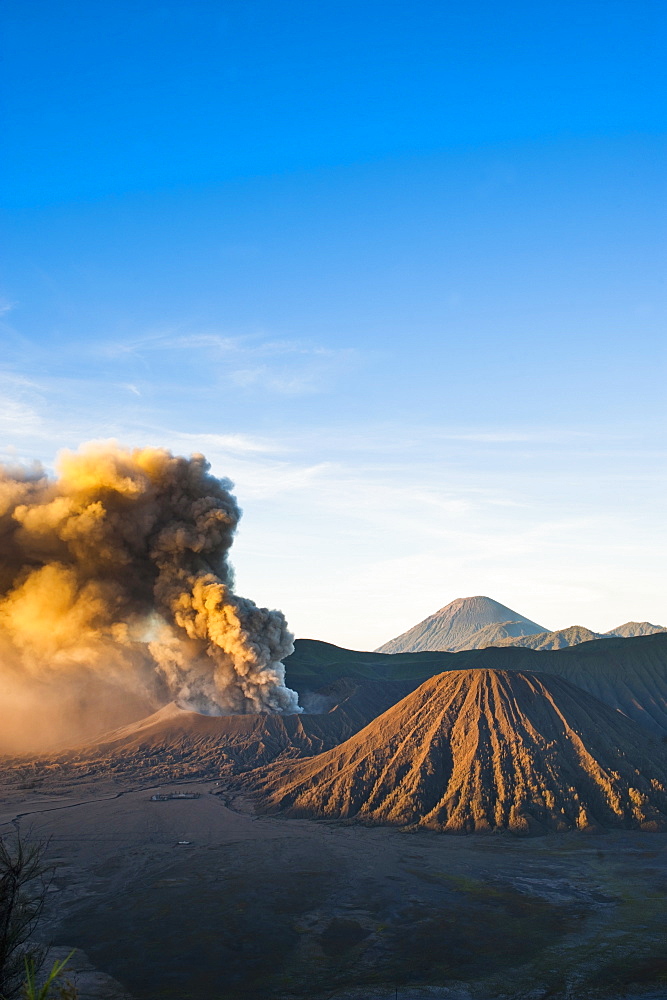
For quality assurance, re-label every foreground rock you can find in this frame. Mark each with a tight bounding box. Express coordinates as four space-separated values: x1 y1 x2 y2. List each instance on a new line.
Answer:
253 668 667 834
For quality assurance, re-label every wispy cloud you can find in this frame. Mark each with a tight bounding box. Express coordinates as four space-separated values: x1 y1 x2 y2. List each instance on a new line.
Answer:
97 329 359 396
172 431 285 455
288 422 606 459
0 372 45 435
100 331 239 359
228 363 336 395
432 430 590 443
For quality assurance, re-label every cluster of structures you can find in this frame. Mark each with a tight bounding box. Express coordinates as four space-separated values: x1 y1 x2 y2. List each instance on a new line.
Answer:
150 791 201 801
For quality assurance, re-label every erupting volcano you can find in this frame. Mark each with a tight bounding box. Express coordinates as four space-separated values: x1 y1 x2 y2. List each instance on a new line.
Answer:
0 442 299 751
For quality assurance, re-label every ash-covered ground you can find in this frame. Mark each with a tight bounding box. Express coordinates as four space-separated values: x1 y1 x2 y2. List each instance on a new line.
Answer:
2 776 667 1000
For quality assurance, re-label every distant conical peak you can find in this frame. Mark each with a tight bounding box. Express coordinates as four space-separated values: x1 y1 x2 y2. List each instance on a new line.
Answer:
375 596 546 654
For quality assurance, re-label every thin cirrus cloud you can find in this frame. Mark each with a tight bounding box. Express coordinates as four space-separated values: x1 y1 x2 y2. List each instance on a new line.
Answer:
289 421 602 459
228 364 332 396
97 330 359 396
173 430 287 456
432 430 595 444
0 373 45 434
0 328 361 468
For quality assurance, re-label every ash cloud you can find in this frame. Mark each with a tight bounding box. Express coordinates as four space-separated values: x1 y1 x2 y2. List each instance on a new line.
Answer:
0 442 299 749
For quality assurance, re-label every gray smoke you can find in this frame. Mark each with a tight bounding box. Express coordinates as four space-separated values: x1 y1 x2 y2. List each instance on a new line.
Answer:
0 442 300 740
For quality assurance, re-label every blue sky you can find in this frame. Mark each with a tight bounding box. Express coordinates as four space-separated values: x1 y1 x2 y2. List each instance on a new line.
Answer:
1 0 666 646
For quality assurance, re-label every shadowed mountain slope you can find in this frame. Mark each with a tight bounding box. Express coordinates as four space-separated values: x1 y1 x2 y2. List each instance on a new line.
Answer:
286 632 667 735
491 634 667 734
375 596 545 653
253 669 667 834
285 639 450 688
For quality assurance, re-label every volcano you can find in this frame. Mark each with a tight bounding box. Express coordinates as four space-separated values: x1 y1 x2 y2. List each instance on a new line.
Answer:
253 669 667 834
80 678 416 769
11 676 419 785
375 596 545 653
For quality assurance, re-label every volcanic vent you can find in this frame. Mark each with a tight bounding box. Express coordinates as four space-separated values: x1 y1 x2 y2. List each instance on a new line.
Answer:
253 669 667 833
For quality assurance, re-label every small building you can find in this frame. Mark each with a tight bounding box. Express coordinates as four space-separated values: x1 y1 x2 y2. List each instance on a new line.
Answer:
150 792 201 801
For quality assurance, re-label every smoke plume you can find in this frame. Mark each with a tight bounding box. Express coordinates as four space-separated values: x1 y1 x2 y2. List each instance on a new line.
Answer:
0 442 299 748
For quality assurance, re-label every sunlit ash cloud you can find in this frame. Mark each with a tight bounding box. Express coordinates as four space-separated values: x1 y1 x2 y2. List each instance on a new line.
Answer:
0 442 299 750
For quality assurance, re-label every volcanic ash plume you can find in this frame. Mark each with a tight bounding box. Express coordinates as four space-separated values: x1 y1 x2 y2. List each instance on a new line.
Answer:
0 443 299 744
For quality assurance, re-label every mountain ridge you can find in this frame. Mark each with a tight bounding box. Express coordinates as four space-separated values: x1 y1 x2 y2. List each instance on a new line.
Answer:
607 621 666 638
478 622 666 651
286 632 667 734
375 596 665 654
